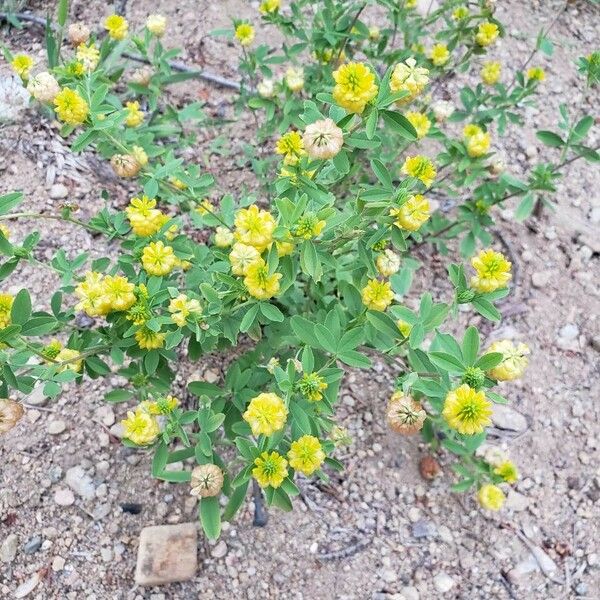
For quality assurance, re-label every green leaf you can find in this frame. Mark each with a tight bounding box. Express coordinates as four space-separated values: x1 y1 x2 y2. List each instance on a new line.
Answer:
572 116 593 141
370 159 392 189
366 310 401 340
240 304 259 333
20 316 57 336
471 298 501 322
222 479 249 521
200 496 221 539
188 381 224 398
451 478 475 492
428 351 465 374
260 303 284 322
300 240 322 282
338 350 372 368
10 289 32 325
0 191 24 215
514 193 535 222
536 130 564 148
57 0 69 26
474 352 503 370
381 110 417 140
104 389 133 403
151 441 168 477
462 326 480 366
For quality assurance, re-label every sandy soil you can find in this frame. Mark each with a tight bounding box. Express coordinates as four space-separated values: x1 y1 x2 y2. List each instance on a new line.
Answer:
1 0 599 599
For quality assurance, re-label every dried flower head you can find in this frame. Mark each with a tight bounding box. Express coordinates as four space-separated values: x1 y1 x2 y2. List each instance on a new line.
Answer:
0 399 24 434
302 118 344 160
190 464 224 497
386 391 427 434
111 153 141 178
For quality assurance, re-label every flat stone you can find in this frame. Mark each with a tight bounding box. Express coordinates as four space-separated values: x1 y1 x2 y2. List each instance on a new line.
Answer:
135 523 197 586
26 385 48 406
54 488 75 507
211 540 227 558
411 519 437 539
47 420 66 435
65 465 95 501
1 534 18 563
492 404 528 432
49 183 68 199
400 586 420 600
505 490 530 512
52 556 66 571
507 554 539 583
433 572 455 593
23 535 42 554
531 271 551 289
531 546 557 576
14 573 41 598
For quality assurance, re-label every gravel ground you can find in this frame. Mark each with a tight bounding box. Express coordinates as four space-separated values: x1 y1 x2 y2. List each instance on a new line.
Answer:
1 0 599 598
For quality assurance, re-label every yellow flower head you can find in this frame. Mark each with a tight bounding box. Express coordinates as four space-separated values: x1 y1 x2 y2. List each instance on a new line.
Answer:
390 57 430 104
369 26 381 41
0 293 14 329
76 43 100 71
214 226 234 248
481 61 501 85
476 22 499 47
443 384 492 435
452 6 469 20
104 14 129 40
54 88 89 125
142 394 179 415
135 326 166 350
275 131 306 165
297 372 328 402
55 348 83 373
397 319 412 338
285 67 304 92
102 275 136 311
141 241 177 277
527 67 546 82
234 204 276 251
390 194 431 231
288 435 325 475
465 130 491 158
361 279 394 311
42 339 63 360
243 392 288 436
494 460 519 484
229 242 261 276
470 249 512 293
11 54 34 78
169 293 202 327
125 101 144 127
429 43 450 67
252 451 288 488
405 111 431 139
405 0 417 8
75 271 111 317
332 62 378 114
294 213 326 240
401 155 436 187
259 0 280 14
121 408 159 445
477 483 505 510
131 145 149 167
235 23 255 46
125 196 162 237
376 249 401 277
146 14 167 37
486 339 529 380
244 259 282 300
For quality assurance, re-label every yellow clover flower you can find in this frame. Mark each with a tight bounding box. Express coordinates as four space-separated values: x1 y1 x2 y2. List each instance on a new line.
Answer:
465 128 491 158
397 319 412 338
288 435 325 475
470 249 512 293
102 275 136 311
390 194 431 231
405 111 431 139
486 339 529 380
252 451 288 488
11 54 33 78
141 241 177 277
229 242 261 276
76 43 100 71
135 326 166 350
0 293 14 329
494 460 519 484
527 67 546 82
477 483 505 510
243 392 288 436
332 62 378 114
429 43 450 67
294 213 326 240
390 57 429 104
297 372 328 402
234 204 276 251
361 279 394 311
54 88 89 125
142 395 179 415
442 384 492 435
214 226 234 248
121 408 159 445
452 6 469 20
104 14 128 40
259 0 280 14
481 61 501 85
168 294 202 327
275 131 306 165
125 196 162 237
475 22 499 47
55 348 83 373
401 155 436 187
244 259 282 300
125 101 144 127
75 272 111 317
235 23 255 46
146 14 167 37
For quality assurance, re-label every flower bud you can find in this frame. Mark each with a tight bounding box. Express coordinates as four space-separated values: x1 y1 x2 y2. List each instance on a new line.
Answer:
386 391 426 434
146 14 167 37
0 399 24 434
190 464 224 498
68 22 90 46
302 118 344 160
129 66 154 87
457 289 476 304
27 72 60 103
461 366 485 390
111 154 141 178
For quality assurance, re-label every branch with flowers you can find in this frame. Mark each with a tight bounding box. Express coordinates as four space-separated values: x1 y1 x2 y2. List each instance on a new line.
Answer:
0 0 597 538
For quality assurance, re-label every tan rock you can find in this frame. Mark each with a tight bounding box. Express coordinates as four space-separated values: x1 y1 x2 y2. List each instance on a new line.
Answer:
135 523 197 586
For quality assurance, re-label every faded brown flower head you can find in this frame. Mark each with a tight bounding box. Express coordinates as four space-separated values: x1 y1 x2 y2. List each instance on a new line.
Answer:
386 391 426 434
0 399 24 434
419 455 441 480
302 118 344 160
190 464 224 498
111 154 141 178
129 66 154 87
68 23 90 46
